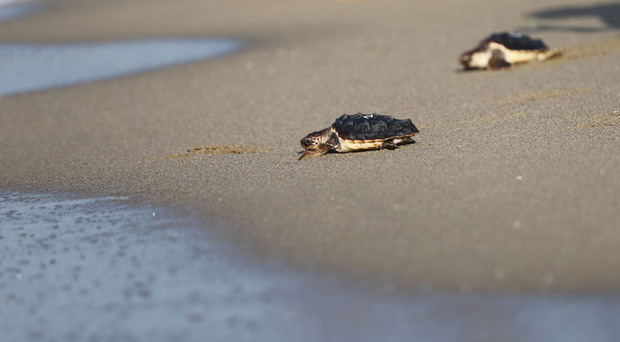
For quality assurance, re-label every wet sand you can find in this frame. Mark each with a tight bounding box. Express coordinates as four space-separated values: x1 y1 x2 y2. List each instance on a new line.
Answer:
2 0 620 292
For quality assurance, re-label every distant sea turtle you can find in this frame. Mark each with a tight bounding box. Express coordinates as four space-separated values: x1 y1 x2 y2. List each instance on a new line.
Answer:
459 32 562 70
299 113 419 160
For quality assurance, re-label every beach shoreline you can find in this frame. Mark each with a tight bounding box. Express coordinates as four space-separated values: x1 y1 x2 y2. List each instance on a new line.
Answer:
5 191 620 341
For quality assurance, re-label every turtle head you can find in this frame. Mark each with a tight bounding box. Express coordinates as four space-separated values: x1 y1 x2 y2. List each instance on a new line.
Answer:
460 46 492 70
299 128 334 160
300 130 325 149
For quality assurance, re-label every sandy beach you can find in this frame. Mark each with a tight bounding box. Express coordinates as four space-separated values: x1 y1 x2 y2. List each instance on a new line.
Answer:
2 0 620 294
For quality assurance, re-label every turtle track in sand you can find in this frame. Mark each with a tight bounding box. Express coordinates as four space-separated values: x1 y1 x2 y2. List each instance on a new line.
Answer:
152 144 268 161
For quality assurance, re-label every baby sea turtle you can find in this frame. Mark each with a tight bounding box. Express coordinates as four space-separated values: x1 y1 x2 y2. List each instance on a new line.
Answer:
459 32 562 70
299 113 419 160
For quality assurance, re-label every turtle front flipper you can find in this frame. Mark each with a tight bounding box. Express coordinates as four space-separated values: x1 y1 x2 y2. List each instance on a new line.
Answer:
299 144 330 160
324 132 340 149
488 50 511 69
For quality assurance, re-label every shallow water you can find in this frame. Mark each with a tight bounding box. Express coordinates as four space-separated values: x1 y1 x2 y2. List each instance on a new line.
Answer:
0 1 39 23
1 191 620 342
0 39 242 95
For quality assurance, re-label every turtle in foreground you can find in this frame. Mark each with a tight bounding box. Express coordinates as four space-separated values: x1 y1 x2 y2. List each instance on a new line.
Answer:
299 113 419 160
459 32 562 70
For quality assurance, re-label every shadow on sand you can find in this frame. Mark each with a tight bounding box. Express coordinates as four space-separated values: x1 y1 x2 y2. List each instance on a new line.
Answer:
526 2 620 33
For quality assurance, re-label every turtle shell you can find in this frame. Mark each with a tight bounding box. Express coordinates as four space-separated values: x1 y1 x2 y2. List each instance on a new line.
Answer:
482 32 548 51
331 113 419 140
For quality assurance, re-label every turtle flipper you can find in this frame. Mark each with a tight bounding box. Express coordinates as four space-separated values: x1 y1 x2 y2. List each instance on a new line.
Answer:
488 50 511 69
325 132 340 149
538 48 563 61
299 144 330 160
397 136 416 145
383 136 416 150
382 140 398 150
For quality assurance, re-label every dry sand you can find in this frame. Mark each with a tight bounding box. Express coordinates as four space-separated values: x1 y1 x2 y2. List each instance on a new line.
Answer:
1 0 620 292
